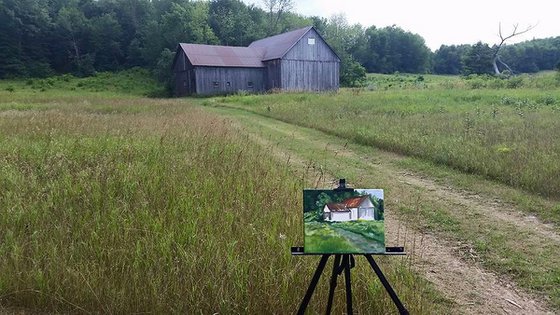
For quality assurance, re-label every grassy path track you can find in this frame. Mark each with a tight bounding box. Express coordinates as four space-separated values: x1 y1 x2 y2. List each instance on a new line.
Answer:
205 104 558 314
329 226 385 253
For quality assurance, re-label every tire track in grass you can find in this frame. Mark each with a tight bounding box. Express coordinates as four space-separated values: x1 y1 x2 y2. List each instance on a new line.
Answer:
329 226 385 253
207 105 555 315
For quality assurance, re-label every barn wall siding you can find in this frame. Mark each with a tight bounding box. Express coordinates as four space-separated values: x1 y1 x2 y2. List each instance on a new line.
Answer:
280 28 340 91
283 28 339 62
174 51 196 96
194 67 265 95
280 60 339 91
264 59 281 90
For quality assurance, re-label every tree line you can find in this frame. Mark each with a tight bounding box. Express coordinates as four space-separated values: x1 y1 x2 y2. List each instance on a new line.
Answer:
1 0 559 86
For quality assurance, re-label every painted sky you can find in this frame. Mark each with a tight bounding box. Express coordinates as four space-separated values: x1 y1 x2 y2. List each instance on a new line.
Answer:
243 0 559 51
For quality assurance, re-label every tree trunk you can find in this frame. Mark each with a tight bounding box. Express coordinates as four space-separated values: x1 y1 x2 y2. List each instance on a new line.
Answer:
493 58 500 75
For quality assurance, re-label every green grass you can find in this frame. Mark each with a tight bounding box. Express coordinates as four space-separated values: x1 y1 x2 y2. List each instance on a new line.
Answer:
206 104 560 310
210 72 560 201
0 76 449 313
0 67 164 98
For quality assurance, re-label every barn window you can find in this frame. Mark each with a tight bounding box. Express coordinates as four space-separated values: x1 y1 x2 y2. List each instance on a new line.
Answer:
183 80 187 87
247 81 254 88
226 82 231 87
213 81 219 88
308 38 315 45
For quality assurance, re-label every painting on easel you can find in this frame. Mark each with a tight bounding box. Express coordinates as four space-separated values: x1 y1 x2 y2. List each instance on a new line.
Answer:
303 189 385 254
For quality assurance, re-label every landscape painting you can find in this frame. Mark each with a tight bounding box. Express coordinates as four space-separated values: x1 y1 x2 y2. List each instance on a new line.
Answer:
303 189 385 254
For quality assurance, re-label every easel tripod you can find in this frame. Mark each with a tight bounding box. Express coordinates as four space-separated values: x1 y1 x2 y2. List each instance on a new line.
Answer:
292 249 409 315
296 179 408 314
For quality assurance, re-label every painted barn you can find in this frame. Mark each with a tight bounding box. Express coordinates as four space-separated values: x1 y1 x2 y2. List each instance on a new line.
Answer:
172 26 340 96
323 195 376 222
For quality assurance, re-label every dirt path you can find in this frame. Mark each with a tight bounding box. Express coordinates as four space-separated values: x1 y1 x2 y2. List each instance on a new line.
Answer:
211 106 558 314
385 216 551 314
397 172 560 244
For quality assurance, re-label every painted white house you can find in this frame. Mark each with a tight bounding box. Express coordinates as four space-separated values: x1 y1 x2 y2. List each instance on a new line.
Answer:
323 195 376 222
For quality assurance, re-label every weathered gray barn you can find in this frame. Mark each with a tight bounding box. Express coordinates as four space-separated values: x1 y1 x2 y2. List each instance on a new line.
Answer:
172 26 340 96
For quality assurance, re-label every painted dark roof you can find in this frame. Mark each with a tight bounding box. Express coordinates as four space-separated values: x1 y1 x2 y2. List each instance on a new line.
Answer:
249 26 313 61
325 195 371 212
178 43 265 68
344 195 370 208
325 202 349 212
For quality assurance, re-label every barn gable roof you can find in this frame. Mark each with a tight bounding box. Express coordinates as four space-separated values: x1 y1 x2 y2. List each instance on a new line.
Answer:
178 43 265 68
174 26 339 69
248 26 313 61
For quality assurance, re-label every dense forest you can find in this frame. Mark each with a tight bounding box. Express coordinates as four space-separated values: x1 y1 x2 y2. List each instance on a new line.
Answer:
1 0 559 86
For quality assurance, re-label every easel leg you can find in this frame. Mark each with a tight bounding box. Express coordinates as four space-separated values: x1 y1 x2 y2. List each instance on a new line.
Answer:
325 255 341 314
365 254 409 315
297 254 330 315
343 255 353 315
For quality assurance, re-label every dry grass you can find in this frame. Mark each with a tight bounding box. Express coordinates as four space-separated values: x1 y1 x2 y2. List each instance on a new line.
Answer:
0 86 445 313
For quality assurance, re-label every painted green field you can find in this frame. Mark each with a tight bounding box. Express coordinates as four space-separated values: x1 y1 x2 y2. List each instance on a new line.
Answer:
305 220 385 253
0 72 445 314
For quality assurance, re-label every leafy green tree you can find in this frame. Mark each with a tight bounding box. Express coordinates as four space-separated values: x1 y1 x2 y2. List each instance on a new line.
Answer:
90 13 123 71
209 0 259 46
362 25 430 74
154 48 176 94
55 5 93 75
261 0 293 35
320 14 367 86
340 55 366 87
433 45 468 74
462 42 494 75
0 0 53 77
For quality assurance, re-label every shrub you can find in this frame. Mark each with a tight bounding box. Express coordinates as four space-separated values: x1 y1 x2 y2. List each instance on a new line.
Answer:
506 76 524 89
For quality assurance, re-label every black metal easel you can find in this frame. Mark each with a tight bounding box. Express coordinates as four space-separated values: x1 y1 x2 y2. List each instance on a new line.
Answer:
294 179 409 315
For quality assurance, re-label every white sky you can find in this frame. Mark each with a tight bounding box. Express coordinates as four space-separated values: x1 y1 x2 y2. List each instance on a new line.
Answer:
243 0 559 51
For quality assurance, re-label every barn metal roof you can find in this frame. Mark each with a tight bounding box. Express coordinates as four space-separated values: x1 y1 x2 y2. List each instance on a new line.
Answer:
176 26 323 68
249 26 313 61
178 43 265 68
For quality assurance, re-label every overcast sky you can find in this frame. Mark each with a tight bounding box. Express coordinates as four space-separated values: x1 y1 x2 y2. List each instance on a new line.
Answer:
243 0 559 51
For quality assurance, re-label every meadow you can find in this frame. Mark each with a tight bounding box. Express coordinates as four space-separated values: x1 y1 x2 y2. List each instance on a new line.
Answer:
0 71 443 313
212 72 560 204
205 72 560 311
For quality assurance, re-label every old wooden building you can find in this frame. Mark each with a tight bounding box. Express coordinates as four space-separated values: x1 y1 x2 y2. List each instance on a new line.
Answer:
172 26 340 96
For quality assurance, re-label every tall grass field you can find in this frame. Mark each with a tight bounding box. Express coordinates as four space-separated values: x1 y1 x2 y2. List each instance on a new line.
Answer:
212 72 560 202
0 71 442 313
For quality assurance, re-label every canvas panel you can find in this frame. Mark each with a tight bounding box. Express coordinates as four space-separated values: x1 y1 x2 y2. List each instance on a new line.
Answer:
303 189 385 254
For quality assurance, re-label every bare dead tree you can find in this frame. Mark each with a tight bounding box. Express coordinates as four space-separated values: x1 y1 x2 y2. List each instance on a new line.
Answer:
493 22 536 75
262 0 294 35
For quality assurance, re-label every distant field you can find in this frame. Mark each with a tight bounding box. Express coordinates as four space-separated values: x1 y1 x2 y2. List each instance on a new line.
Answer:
211 72 560 204
0 72 444 313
